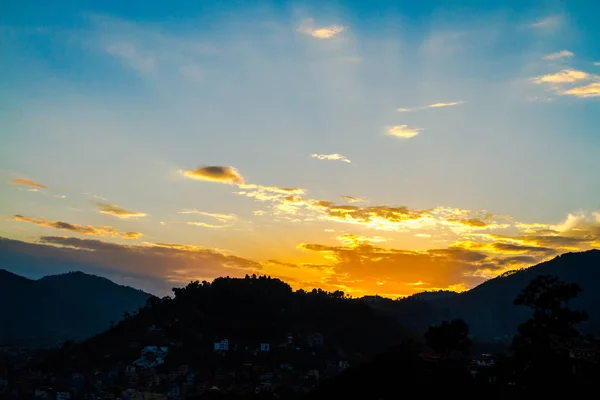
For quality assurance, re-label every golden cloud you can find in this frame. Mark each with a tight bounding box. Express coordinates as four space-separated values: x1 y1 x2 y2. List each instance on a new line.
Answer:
311 153 351 163
12 215 142 239
542 50 574 60
187 222 225 229
298 20 346 39
179 209 236 222
446 218 488 227
561 82 600 98
180 165 245 184
531 69 589 84
9 178 48 189
97 203 147 219
387 125 421 139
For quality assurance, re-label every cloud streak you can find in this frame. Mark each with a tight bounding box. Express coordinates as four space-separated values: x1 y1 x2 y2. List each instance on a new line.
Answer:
542 50 574 60
97 203 147 219
179 209 236 222
397 101 465 112
531 69 589 84
9 178 48 189
12 215 142 239
311 153 351 163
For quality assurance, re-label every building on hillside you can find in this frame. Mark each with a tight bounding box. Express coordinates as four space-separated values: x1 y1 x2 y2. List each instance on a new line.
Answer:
214 339 229 352
133 347 168 369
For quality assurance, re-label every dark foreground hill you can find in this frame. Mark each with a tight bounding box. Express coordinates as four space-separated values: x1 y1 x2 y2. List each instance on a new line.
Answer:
378 249 600 341
0 269 151 347
36 276 408 375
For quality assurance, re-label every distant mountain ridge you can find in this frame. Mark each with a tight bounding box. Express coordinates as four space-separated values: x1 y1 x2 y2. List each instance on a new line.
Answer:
383 249 600 341
0 269 151 347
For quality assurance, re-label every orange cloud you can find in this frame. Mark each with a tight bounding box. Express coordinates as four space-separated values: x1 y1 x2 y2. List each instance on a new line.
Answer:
12 215 142 239
97 203 147 219
179 209 236 222
180 165 245 184
9 178 48 189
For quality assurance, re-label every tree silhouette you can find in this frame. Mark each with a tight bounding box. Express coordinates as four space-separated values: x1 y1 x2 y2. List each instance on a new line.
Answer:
424 319 472 358
512 274 588 392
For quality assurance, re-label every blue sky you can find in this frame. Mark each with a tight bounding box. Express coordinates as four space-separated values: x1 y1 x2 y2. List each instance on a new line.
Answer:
1 0 599 297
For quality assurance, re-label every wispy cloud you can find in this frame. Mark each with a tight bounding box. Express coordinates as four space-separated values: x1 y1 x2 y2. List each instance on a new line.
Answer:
311 153 351 163
529 16 561 29
180 166 245 184
97 203 147 219
531 69 589 84
397 101 465 112
179 209 236 222
387 125 421 139
8 178 48 189
542 50 574 60
12 214 142 239
298 19 346 39
340 195 367 203
594 62 600 66
105 42 156 74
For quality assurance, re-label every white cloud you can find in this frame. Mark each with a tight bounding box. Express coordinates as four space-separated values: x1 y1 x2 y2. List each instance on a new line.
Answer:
397 101 465 112
387 125 421 139
311 153 351 163
542 50 574 61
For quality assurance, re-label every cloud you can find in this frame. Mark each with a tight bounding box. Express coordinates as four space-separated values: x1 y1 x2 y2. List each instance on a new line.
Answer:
180 166 245 184
0 236 262 296
97 203 147 219
179 209 236 222
340 195 367 203
594 62 600 67
529 16 561 29
531 69 589 84
298 19 345 39
235 184 306 202
397 101 465 112
311 153 351 163
187 222 226 229
12 215 142 239
542 50 574 60
387 125 421 139
446 218 489 228
561 82 600 98
105 42 156 74
9 178 48 189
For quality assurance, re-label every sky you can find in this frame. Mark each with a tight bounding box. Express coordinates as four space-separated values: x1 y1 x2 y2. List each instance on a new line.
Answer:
1 0 599 298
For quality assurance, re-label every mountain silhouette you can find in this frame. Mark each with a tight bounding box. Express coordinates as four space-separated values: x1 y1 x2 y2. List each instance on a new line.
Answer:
383 249 600 341
0 269 151 347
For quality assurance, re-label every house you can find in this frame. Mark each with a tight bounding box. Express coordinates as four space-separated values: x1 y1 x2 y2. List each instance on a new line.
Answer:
259 343 270 352
306 333 324 347
214 339 229 352
56 392 71 400
133 347 168 369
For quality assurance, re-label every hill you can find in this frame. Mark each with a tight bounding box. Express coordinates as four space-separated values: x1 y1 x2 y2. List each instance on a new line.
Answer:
0 269 151 347
384 249 600 341
36 276 409 377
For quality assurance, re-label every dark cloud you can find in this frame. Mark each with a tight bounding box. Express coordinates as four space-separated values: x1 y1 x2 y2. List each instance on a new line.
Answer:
181 165 245 184
12 215 142 239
